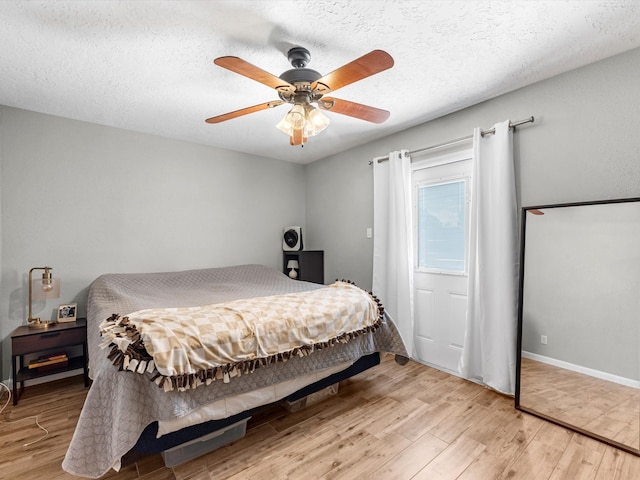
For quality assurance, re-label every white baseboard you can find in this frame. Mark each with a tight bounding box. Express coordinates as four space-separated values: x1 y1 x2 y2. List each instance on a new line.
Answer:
522 351 640 389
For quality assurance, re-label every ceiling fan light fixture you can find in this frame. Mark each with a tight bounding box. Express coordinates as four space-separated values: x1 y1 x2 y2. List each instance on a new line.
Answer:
288 104 306 129
304 104 330 136
276 103 305 134
276 103 330 143
275 114 292 134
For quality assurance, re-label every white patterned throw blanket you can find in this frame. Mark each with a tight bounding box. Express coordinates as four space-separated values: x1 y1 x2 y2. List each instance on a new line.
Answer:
99 281 383 392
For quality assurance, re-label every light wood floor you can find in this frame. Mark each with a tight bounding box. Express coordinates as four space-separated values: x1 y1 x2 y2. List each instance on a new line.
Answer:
2 355 639 480
520 357 640 450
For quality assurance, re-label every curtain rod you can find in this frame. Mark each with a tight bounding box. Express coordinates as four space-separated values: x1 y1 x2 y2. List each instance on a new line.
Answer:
372 116 534 164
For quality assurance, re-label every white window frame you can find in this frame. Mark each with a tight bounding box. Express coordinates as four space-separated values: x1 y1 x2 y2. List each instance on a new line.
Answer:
412 149 472 276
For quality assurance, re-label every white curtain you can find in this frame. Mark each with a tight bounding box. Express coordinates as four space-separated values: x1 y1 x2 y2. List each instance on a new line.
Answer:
458 120 519 394
372 150 414 357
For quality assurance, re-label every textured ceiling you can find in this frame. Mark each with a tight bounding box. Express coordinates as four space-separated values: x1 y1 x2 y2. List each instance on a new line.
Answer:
1 1 640 164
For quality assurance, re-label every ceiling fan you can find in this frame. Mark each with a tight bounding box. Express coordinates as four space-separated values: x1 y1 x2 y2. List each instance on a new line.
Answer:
205 47 394 146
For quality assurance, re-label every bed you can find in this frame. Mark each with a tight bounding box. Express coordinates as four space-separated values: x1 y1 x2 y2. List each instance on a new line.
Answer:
62 264 408 478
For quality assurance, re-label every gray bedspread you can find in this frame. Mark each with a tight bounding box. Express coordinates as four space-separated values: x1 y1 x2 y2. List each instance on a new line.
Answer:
62 264 407 478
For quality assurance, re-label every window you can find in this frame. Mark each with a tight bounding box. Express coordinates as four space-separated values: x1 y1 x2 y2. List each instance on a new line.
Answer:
416 179 467 272
412 150 471 275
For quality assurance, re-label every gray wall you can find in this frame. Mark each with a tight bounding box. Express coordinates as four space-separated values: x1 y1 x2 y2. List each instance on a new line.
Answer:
0 107 306 379
305 47 640 291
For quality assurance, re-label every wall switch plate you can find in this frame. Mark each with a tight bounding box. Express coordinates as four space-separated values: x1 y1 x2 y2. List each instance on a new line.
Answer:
366 227 372 239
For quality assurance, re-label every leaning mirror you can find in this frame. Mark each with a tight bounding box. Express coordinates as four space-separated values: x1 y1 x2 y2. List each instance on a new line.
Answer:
516 198 640 456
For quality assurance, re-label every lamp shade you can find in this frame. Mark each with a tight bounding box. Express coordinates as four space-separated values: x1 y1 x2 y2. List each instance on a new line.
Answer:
287 260 299 269
28 266 61 327
31 276 60 301
276 104 305 134
304 105 330 136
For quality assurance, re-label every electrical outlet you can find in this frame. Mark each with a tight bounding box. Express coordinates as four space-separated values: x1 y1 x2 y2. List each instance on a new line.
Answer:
541 335 548 345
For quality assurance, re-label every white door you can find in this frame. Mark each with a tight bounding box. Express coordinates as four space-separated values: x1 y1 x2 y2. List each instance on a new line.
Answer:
412 150 472 374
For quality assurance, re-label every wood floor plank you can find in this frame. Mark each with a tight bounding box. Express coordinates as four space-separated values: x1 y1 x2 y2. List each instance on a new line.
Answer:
325 431 412 480
456 445 521 480
369 432 448 480
595 446 640 480
499 438 565 480
428 402 494 444
392 400 458 442
548 434 607 480
411 434 486 480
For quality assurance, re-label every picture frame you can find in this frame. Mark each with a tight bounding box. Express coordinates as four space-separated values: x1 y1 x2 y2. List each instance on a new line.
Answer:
57 303 77 323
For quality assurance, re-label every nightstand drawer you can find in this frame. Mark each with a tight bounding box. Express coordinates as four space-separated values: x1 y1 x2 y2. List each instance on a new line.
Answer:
12 328 85 355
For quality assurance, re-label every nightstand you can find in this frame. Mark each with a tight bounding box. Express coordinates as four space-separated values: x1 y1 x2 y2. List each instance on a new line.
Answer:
283 250 324 284
11 318 89 405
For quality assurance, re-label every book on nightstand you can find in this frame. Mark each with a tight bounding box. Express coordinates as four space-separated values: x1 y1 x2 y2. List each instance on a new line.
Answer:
28 352 69 369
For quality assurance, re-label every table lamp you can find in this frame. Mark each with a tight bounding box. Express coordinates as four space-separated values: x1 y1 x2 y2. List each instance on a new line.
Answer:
28 266 60 328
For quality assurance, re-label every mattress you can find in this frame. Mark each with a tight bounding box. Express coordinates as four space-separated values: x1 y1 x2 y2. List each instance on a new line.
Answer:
156 360 353 437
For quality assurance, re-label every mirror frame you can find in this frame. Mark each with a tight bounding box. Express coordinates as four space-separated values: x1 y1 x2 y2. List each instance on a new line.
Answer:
515 197 640 457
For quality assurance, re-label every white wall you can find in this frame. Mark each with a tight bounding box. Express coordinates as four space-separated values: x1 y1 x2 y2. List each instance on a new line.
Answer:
305 47 640 291
0 107 306 379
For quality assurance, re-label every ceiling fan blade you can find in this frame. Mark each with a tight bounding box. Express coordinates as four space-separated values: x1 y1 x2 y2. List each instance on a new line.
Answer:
214 56 294 92
311 50 394 94
318 97 390 124
205 100 284 124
